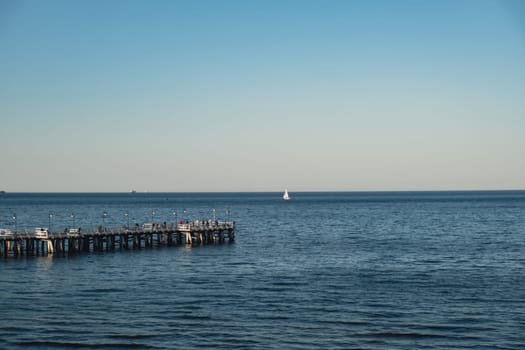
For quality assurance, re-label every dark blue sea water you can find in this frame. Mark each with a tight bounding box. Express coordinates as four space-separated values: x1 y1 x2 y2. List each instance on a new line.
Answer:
1 191 524 349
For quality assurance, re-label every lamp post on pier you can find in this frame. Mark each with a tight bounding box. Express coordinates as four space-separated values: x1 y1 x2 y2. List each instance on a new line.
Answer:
173 210 177 225
124 211 129 230
12 213 17 233
102 211 107 230
212 208 216 222
49 212 53 233
70 213 76 228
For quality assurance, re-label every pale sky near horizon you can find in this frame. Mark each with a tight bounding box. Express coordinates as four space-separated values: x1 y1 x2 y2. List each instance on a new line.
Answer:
1 0 524 192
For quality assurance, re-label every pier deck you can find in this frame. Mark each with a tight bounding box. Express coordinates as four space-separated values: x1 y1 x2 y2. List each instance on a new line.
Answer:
0 221 235 258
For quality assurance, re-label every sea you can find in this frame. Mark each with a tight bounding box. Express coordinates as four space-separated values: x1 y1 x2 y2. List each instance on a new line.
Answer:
0 191 524 349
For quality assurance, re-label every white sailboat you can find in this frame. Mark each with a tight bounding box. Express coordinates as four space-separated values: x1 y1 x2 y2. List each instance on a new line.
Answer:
283 189 290 201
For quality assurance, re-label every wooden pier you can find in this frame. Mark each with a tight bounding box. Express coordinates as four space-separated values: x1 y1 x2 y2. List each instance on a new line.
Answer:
0 221 235 258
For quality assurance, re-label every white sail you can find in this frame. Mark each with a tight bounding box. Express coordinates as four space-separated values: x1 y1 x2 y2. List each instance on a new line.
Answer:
283 189 290 200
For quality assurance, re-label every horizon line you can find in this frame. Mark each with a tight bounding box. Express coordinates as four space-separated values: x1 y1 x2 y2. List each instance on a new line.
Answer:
1 189 524 194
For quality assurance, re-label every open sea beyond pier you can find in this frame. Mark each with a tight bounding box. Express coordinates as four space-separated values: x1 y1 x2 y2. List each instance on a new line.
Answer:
0 191 524 349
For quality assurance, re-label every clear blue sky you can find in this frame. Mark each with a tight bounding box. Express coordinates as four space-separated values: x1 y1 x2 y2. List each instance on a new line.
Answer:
1 0 524 192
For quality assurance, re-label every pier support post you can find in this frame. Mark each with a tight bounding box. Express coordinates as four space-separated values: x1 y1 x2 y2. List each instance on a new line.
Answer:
6 240 9 256
47 240 54 254
185 232 192 245
109 235 114 250
83 237 90 252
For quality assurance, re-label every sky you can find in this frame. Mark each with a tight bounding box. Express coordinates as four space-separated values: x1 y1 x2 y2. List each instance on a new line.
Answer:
1 0 524 192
